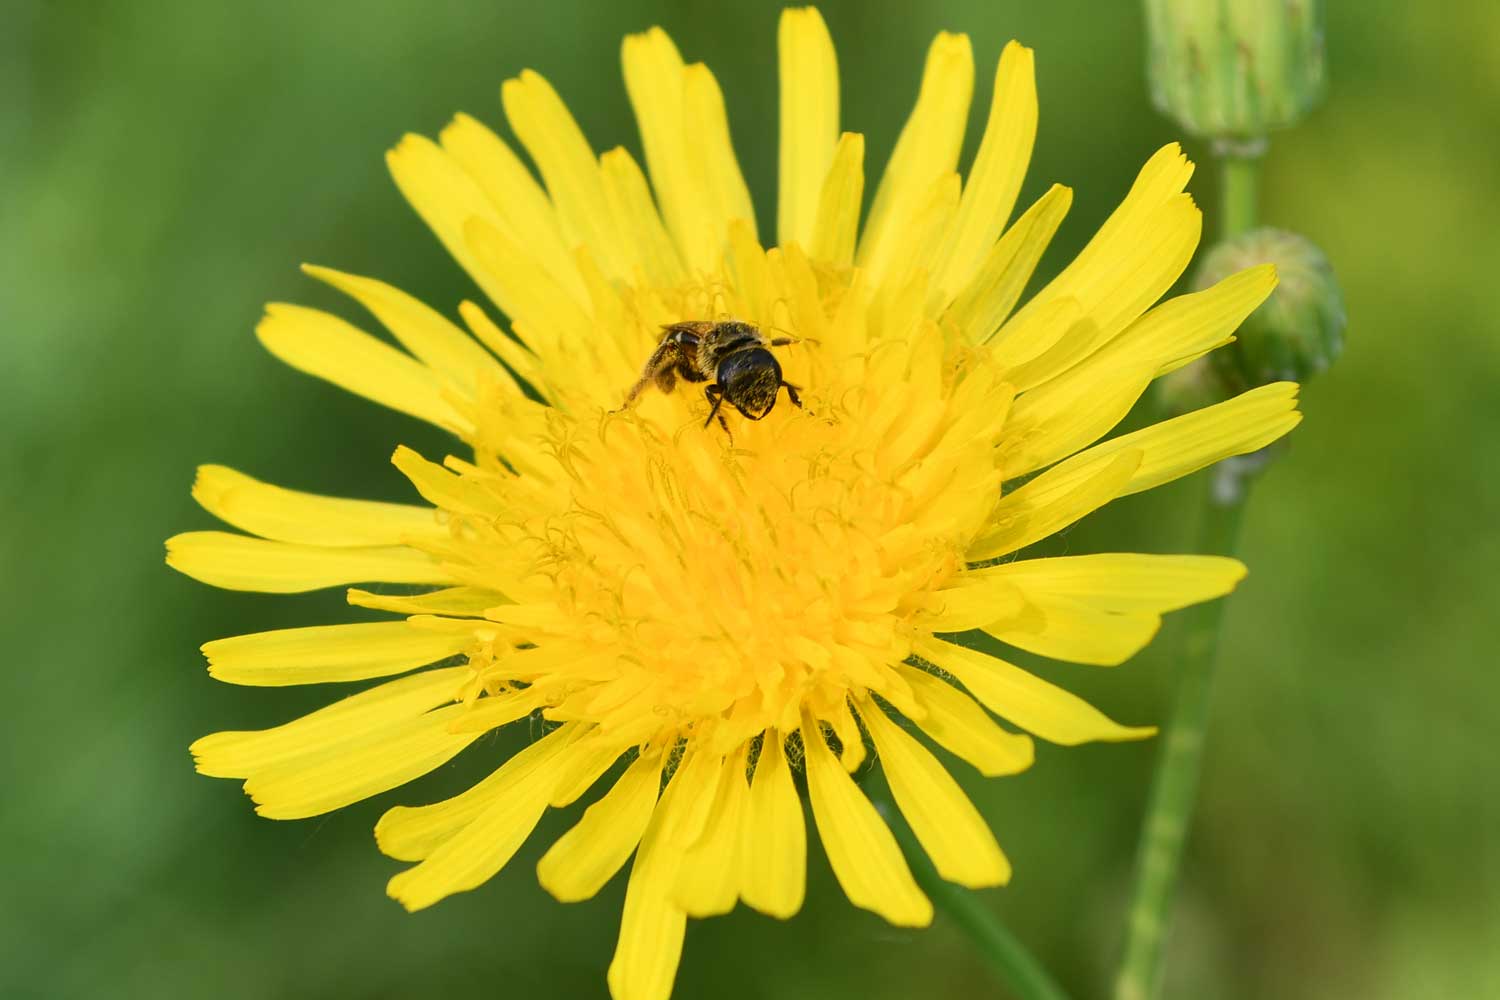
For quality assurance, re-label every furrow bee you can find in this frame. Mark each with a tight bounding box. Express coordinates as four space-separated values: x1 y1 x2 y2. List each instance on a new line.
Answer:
621 320 803 433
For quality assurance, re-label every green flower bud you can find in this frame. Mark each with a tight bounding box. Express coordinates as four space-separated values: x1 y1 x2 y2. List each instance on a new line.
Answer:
1197 227 1347 390
1144 0 1327 140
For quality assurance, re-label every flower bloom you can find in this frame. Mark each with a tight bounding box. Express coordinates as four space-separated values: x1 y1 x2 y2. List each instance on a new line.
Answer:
167 9 1299 1000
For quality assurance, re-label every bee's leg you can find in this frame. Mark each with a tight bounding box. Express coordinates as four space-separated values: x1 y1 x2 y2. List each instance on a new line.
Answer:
781 382 803 408
619 341 681 409
703 384 731 435
767 336 819 348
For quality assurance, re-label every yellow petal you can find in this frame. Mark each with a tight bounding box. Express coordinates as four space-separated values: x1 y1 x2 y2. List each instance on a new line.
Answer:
385 723 576 910
919 576 1027 633
622 28 719 274
346 586 506 617
538 751 662 902
191 666 467 778
947 184 1072 344
500 70 629 280
1056 381 1302 497
894 664 1034 777
860 700 1009 888
1075 264 1277 381
166 531 453 593
374 726 579 862
999 359 1157 478
389 445 503 518
191 465 446 548
436 112 587 299
199 620 469 687
997 144 1200 358
458 300 549 397
600 146 685 287
674 746 750 917
930 41 1038 307
857 31 974 286
802 713 932 927
984 598 1162 666
966 449 1142 561
246 703 479 820
914 636 1155 745
807 132 864 267
444 686 546 734
548 733 632 808
777 6 839 249
255 303 471 435
980 553 1247 613
684 63 756 237
608 766 693 1000
656 746 723 848
738 731 806 919
386 133 524 322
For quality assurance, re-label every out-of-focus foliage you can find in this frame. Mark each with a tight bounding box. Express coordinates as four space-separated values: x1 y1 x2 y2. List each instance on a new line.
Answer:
2 2 1496 997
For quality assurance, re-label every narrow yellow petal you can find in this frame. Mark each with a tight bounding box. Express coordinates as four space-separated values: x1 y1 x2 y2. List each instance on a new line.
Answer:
538 751 662 903
386 133 535 326
894 664 1034 777
919 576 1027 633
385 723 575 910
1056 381 1302 497
683 63 756 237
457 301 549 396
738 731 806 919
301 264 513 397
608 768 692 1000
1063 263 1277 382
464 216 594 370
255 303 471 435
967 449 1142 561
246 703 479 820
777 6 839 248
346 586 506 617
166 531 453 593
978 553 1247 613
914 635 1155 745
802 714 933 927
600 146 685 287
946 183 1071 343
656 747 723 849
806 132 864 267
674 746 750 917
861 700 1010 888
389 445 503 518
997 144 1200 357
444 686 546 734
199 620 469 687
191 666 467 778
191 465 445 548
931 41 1037 306
622 28 719 274
548 733 632 808
436 112 586 299
858 31 974 287
374 726 579 862
999 359 1157 478
500 70 629 279
983 599 1163 666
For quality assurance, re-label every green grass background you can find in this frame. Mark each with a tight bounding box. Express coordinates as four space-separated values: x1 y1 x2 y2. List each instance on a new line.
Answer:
3 1 1496 997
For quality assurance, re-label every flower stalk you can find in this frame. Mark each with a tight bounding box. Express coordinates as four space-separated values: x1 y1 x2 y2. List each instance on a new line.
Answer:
879 798 1071 1000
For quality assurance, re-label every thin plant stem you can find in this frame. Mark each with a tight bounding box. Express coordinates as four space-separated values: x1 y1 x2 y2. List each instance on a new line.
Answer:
1112 147 1263 1000
877 798 1072 1000
1112 486 1247 1000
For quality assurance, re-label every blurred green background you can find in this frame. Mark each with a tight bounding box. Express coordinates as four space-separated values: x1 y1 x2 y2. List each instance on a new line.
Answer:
3 1 1497 997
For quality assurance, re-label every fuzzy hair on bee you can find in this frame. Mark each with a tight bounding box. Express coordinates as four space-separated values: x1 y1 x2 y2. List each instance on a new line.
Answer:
620 320 803 433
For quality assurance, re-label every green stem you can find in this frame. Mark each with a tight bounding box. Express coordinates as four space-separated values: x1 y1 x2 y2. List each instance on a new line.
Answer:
879 799 1071 1000
1219 150 1261 239
1112 487 1247 1000
1112 139 1264 1000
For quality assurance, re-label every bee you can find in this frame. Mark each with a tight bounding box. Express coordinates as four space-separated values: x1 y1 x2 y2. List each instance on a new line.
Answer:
621 320 803 432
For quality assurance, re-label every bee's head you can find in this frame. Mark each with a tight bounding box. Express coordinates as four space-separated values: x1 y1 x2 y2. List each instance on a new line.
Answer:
717 347 783 419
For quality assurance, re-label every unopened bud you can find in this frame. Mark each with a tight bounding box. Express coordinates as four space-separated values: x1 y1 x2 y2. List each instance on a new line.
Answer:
1198 227 1346 390
1144 0 1327 140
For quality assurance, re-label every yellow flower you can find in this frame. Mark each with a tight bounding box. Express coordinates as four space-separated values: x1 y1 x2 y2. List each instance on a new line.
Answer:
167 9 1299 1000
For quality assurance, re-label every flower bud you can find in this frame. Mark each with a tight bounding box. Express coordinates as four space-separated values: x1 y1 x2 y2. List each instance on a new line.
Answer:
1198 227 1347 390
1144 0 1327 140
